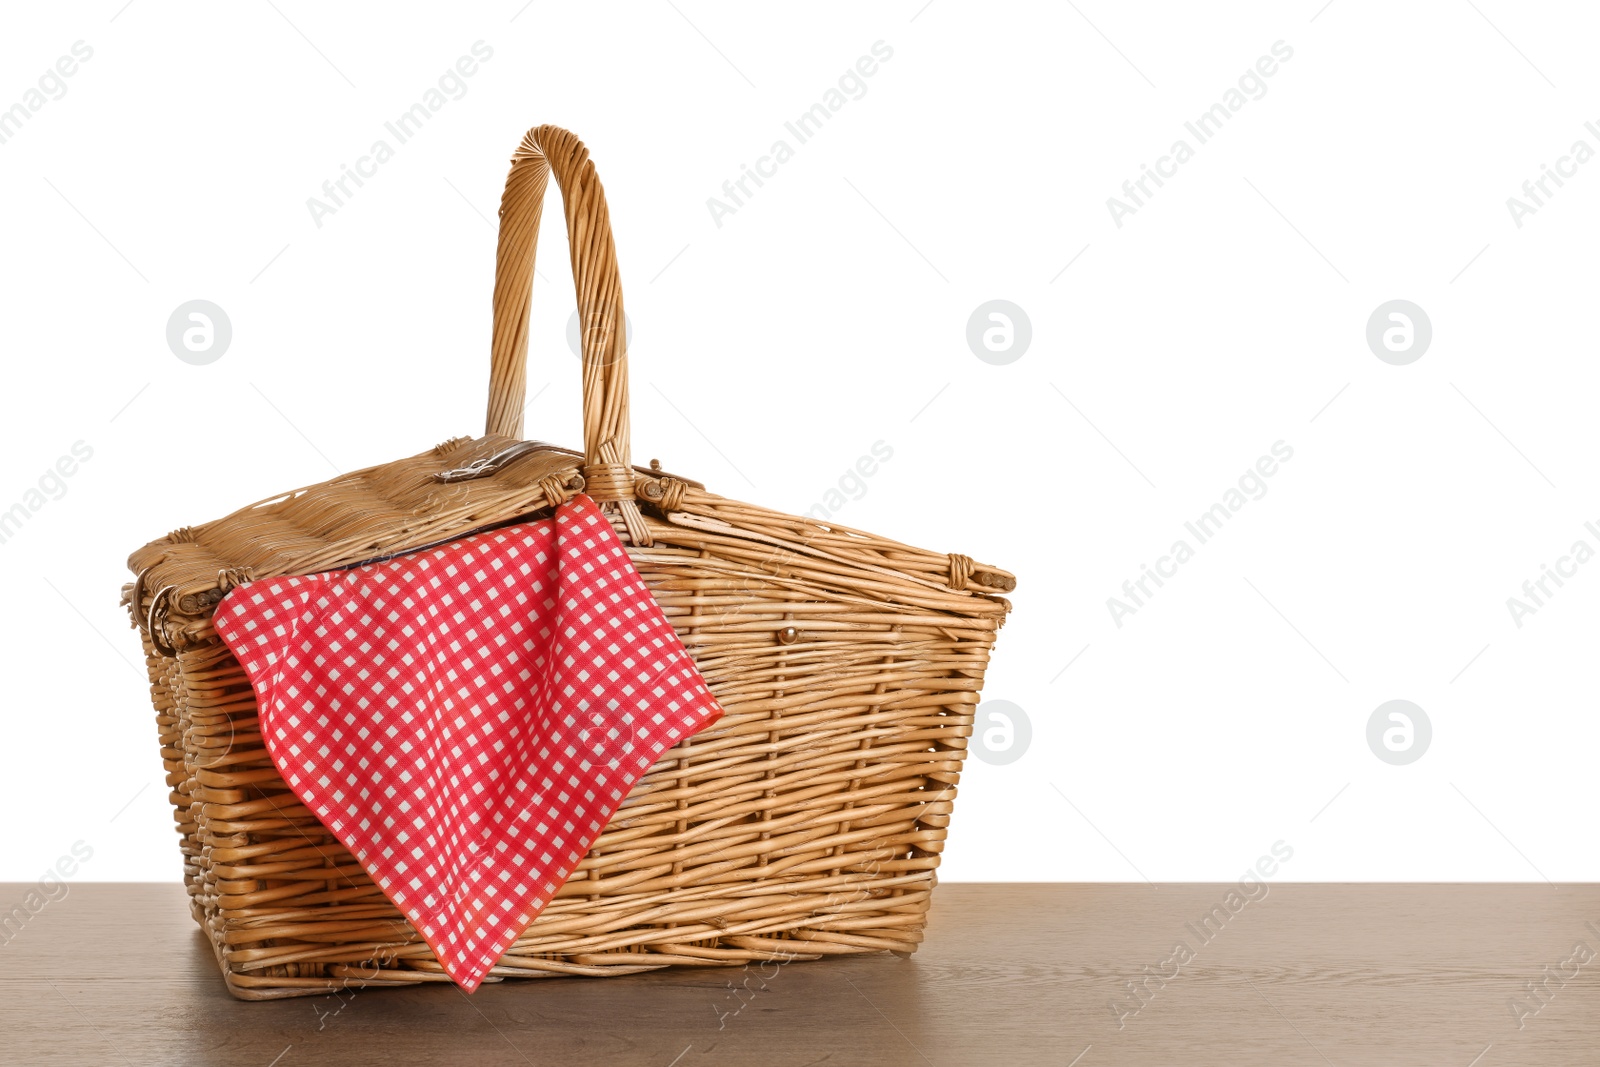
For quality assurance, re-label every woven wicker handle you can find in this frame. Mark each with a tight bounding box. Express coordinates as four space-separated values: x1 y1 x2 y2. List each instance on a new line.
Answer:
486 125 637 511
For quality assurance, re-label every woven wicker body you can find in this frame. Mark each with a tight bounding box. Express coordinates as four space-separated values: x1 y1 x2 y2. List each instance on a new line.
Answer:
124 126 1014 999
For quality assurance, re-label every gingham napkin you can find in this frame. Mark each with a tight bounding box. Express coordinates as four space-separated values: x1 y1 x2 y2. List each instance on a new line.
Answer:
213 494 722 991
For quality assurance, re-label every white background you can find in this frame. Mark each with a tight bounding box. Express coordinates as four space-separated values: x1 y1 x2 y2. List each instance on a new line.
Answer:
1 1 1596 884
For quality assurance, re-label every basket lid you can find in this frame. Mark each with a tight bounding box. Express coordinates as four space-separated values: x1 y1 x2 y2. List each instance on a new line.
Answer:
123 124 1013 655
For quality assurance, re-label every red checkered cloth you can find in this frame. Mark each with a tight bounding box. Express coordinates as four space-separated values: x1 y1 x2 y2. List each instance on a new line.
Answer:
212 494 723 991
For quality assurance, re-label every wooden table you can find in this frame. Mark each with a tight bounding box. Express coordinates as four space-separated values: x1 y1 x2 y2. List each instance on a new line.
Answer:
1 882 1594 1065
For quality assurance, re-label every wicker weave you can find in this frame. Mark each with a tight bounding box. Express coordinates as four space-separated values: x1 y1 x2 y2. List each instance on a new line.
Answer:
123 125 1014 1000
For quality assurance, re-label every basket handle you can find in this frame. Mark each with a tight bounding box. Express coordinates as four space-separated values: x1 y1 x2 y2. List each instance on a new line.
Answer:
485 125 645 535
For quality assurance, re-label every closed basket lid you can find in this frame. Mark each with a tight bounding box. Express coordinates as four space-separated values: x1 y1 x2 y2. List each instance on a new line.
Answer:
125 125 1014 656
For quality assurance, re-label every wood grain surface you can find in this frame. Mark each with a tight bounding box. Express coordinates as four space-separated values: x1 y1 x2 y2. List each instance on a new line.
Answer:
1 882 1596 1065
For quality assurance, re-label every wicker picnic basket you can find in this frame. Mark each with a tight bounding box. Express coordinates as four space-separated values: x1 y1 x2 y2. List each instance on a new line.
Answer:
123 124 1014 1000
